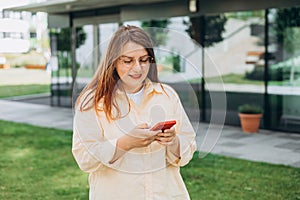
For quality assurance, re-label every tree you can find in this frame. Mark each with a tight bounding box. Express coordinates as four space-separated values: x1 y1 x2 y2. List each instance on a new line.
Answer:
275 7 300 84
141 19 183 72
55 27 87 51
50 27 86 70
141 19 170 47
275 7 300 44
184 15 227 48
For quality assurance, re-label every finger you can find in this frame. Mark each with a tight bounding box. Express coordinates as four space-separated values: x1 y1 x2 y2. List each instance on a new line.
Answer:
149 130 161 136
156 138 172 145
163 128 175 133
157 132 175 137
156 136 174 143
137 123 149 129
156 141 168 146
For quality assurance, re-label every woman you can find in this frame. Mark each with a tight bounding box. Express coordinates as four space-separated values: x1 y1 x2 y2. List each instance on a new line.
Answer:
72 25 197 200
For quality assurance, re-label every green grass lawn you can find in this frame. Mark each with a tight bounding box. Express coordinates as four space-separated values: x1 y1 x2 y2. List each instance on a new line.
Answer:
0 120 299 200
189 74 264 85
52 68 95 78
190 73 300 86
0 84 50 98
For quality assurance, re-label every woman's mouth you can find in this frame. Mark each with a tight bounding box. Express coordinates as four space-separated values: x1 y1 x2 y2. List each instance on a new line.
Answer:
129 74 142 79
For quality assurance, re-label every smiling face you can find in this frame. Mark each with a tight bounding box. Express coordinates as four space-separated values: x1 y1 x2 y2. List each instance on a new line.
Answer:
116 42 151 93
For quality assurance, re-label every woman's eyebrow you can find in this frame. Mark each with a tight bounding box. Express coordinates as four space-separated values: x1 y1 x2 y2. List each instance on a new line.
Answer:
120 54 148 59
120 55 133 59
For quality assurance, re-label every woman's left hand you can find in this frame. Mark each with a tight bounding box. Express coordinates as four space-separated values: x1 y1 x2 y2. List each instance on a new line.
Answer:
155 128 177 145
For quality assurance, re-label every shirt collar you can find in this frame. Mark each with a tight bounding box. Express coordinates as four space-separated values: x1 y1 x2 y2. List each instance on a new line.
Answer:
144 78 163 95
115 78 163 96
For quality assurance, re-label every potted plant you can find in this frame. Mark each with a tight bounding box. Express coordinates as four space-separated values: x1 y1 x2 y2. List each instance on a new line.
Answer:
238 104 263 133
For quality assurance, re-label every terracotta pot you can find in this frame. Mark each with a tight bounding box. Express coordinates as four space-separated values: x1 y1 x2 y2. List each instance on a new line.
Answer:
238 113 262 133
25 65 46 70
0 64 10 69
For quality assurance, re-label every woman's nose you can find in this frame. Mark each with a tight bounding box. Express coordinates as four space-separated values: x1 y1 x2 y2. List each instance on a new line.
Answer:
132 60 142 71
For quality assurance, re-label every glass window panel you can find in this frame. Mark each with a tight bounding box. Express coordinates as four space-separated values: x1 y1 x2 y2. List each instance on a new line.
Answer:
268 7 300 132
124 17 202 123
204 11 265 126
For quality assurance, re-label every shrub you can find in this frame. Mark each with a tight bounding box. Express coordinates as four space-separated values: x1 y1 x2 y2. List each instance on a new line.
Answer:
238 104 263 114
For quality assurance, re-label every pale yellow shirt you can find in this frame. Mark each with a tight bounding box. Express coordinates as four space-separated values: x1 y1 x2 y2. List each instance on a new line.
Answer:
72 79 197 200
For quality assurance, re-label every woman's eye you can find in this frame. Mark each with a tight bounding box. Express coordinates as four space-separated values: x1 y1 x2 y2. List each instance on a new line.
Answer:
140 58 148 63
124 60 132 64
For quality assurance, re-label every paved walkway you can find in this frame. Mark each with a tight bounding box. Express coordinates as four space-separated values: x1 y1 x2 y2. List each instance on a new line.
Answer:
0 99 300 168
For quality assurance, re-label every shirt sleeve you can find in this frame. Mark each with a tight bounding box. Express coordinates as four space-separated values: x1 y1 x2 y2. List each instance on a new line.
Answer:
72 108 123 173
165 89 197 167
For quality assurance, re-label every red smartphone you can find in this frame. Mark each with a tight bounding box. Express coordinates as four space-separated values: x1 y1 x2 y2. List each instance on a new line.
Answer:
150 120 176 131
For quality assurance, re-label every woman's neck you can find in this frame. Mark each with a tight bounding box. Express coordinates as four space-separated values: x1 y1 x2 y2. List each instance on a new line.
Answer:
123 84 144 94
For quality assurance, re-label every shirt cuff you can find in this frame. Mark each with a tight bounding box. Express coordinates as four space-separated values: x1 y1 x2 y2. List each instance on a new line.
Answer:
97 138 121 167
166 136 181 165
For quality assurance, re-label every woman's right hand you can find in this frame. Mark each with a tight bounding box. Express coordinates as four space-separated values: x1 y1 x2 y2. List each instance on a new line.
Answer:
117 123 159 151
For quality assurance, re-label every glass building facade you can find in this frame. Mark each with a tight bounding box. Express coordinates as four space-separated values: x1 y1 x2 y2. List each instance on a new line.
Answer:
42 3 300 133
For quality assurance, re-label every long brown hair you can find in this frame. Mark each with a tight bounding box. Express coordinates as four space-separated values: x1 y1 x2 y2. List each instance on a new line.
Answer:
76 25 159 120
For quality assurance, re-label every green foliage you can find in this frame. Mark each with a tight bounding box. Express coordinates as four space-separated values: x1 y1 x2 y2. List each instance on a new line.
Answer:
56 51 80 70
189 73 264 85
275 7 300 44
245 66 264 81
185 15 227 47
225 11 264 20
50 27 87 51
141 19 170 46
238 104 263 114
274 8 300 84
283 27 300 54
49 27 86 72
244 66 284 81
245 56 300 81
172 53 181 72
